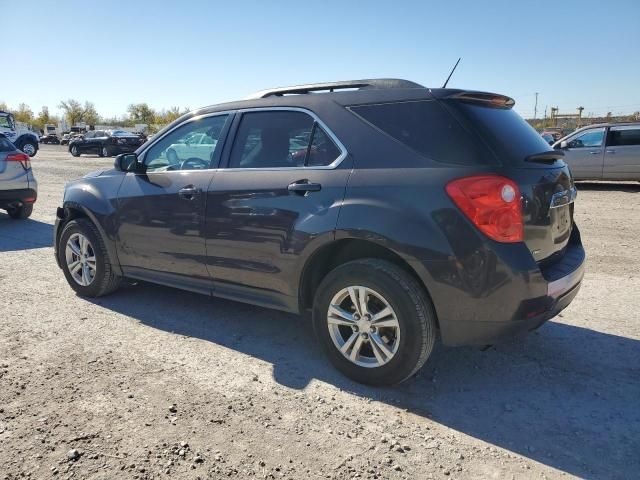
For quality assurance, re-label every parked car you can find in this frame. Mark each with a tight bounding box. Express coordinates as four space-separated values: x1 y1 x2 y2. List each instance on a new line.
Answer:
69 130 145 157
53 79 585 385
553 122 640 180
0 111 39 157
0 133 37 219
40 134 61 145
60 133 72 145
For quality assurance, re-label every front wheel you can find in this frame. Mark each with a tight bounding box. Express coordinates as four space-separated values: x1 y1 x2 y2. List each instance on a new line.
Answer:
58 219 121 297
312 259 437 386
70 145 80 157
101 146 111 157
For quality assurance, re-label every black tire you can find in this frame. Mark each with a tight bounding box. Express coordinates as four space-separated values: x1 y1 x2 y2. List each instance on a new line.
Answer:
7 204 33 219
58 218 121 297
19 140 38 157
312 259 437 386
70 145 80 157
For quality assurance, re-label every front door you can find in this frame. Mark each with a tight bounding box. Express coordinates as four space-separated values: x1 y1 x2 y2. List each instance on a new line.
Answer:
603 125 640 180
205 109 351 308
562 127 606 180
115 114 230 292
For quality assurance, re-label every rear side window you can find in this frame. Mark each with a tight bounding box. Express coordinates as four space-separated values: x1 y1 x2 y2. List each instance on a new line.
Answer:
0 137 14 152
229 110 343 168
608 127 640 147
350 100 494 165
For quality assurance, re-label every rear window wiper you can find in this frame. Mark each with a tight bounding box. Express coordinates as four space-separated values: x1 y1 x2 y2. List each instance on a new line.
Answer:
525 151 565 164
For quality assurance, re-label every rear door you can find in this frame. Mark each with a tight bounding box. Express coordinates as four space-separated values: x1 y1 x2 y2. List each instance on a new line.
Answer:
204 109 351 306
115 114 231 291
560 127 606 180
603 125 640 180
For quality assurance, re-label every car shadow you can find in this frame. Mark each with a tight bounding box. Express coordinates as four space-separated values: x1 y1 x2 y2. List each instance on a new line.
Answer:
89 281 640 479
0 215 53 252
576 181 640 193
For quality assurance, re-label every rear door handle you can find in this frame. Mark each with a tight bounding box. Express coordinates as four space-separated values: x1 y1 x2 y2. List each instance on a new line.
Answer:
589 150 601 155
178 185 202 200
605 149 616 154
288 180 321 195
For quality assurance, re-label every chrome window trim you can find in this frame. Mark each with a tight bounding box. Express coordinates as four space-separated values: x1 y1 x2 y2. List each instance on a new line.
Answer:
139 107 348 172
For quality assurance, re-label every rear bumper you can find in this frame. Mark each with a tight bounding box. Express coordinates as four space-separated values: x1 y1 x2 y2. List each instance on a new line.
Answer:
436 226 585 346
0 188 37 209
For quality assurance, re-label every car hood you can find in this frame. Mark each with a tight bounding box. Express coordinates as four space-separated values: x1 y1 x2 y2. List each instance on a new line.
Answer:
83 168 118 178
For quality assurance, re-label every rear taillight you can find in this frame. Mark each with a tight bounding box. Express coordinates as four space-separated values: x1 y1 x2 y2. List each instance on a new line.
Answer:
7 152 31 170
446 175 523 243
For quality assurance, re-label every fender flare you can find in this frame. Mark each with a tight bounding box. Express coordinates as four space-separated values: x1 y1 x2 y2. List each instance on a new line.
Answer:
58 201 123 276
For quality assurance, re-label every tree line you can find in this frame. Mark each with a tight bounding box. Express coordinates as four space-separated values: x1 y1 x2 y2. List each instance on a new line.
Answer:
0 100 190 133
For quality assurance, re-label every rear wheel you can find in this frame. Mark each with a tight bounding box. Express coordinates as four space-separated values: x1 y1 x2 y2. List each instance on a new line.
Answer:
58 219 121 297
7 204 33 219
312 259 437 386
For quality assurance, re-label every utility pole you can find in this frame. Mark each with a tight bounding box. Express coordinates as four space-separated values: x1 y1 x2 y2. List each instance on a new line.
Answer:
534 92 539 120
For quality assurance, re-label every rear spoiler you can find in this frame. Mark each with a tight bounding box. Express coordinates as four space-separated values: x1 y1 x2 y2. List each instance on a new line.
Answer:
448 92 516 109
525 151 565 164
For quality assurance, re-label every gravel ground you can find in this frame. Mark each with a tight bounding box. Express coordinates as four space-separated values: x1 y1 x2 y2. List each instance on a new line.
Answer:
1 144 639 479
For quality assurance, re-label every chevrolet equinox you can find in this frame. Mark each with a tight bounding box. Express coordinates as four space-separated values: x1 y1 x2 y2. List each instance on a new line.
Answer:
54 79 585 385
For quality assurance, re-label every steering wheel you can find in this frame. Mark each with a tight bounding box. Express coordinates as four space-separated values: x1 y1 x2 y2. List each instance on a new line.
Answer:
180 157 209 170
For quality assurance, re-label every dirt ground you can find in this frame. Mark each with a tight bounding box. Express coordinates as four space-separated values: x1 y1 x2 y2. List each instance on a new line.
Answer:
1 144 638 479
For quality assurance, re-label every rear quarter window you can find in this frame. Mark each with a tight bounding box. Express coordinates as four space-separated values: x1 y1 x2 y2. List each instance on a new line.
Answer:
349 100 495 166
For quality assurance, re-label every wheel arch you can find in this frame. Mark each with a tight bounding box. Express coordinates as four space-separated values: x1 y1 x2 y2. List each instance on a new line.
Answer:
298 237 439 328
56 201 123 276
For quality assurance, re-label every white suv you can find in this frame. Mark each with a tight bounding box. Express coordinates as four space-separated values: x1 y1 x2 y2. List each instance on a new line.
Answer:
0 133 37 219
0 111 39 157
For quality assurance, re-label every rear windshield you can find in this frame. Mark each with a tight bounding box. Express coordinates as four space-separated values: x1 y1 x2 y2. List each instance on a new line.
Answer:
446 101 558 166
349 100 496 166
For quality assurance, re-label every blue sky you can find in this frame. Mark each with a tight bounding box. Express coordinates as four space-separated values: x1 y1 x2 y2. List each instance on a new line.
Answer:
2 0 639 119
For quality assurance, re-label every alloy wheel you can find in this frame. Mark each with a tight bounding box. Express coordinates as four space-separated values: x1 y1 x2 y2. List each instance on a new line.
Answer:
65 233 97 286
327 286 401 368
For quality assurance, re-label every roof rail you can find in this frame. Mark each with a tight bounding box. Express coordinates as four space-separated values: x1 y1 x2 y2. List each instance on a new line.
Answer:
246 78 425 99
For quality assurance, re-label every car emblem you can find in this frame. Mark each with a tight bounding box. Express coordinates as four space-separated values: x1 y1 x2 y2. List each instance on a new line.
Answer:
549 186 577 209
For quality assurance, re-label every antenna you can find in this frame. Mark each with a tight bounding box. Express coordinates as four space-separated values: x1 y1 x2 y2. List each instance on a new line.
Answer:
442 57 462 88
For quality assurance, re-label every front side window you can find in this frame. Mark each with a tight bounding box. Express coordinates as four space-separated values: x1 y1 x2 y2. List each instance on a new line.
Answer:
567 128 604 148
85 131 95 139
143 114 228 172
228 110 342 168
607 127 640 147
0 116 13 129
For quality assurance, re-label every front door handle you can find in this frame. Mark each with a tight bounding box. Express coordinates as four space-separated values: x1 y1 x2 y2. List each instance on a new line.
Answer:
605 149 616 154
178 185 202 200
288 180 322 195
589 150 601 155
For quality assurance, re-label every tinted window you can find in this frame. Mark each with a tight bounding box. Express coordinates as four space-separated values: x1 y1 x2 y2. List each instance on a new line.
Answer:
568 128 604 148
229 111 314 168
143 114 228 172
0 137 14 152
608 128 640 147
85 131 95 139
448 101 554 165
307 126 342 166
350 100 493 165
0 116 12 129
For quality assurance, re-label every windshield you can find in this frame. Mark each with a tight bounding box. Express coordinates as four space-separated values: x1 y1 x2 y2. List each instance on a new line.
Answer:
0 115 14 129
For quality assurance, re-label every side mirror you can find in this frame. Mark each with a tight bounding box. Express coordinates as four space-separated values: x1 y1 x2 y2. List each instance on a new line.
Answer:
114 153 140 172
560 140 569 149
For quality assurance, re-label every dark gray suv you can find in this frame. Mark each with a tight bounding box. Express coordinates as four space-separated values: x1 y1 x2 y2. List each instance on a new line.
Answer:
54 79 585 385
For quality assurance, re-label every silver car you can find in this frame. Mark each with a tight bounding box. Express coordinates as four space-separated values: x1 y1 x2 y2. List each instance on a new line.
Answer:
0 133 37 219
554 122 640 181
